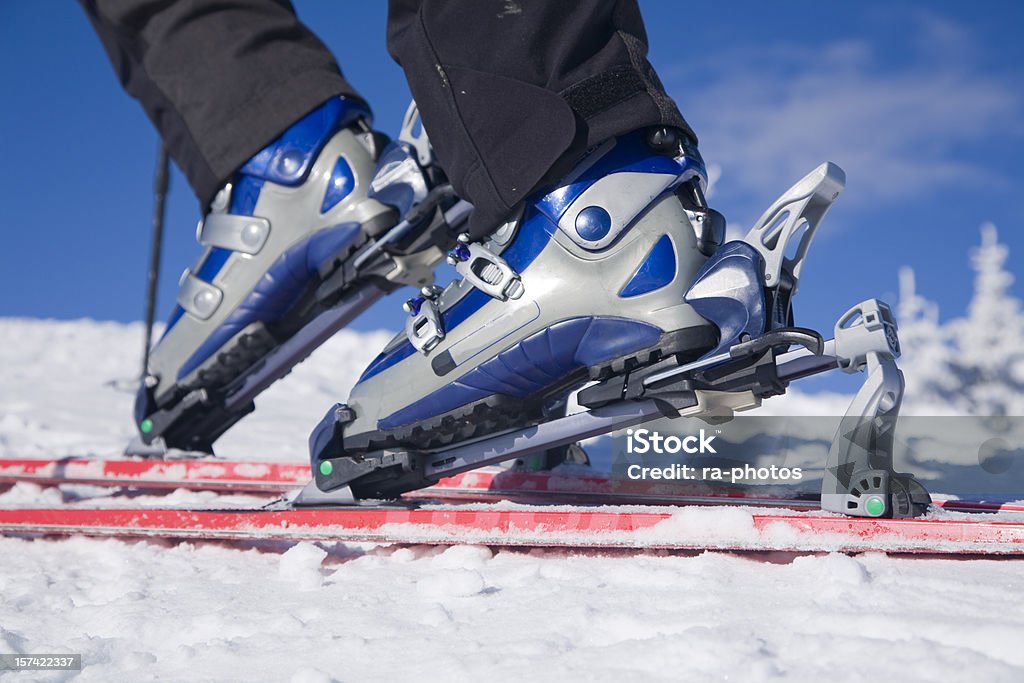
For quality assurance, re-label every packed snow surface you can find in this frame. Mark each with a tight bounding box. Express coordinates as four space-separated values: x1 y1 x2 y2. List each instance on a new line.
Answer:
5 539 1024 682
2 316 1022 680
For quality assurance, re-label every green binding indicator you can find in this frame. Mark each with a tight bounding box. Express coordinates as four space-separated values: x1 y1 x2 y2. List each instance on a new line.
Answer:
865 496 886 517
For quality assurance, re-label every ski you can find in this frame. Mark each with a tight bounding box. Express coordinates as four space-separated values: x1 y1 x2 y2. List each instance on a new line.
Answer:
0 457 308 494
3 456 1021 516
414 468 1024 515
0 501 1022 554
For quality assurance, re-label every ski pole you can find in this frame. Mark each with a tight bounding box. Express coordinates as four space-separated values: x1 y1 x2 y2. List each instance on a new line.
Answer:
141 143 170 381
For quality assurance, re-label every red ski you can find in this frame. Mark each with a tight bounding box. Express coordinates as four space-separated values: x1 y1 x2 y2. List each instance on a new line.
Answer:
418 467 1024 514
0 456 307 493
1 502 1023 554
3 457 1024 553
2 456 1022 515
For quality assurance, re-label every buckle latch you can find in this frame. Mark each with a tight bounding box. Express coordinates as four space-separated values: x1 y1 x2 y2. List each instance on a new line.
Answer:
404 285 445 353
446 233 523 301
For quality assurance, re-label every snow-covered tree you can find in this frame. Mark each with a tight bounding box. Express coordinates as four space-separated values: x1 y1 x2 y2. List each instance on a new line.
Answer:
898 223 1024 415
896 266 959 403
950 223 1024 415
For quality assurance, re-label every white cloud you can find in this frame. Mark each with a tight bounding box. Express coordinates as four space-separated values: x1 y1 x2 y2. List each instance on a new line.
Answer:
665 11 1023 223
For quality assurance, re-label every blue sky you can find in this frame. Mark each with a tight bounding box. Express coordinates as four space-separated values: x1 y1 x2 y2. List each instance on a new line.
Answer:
1 1 1022 349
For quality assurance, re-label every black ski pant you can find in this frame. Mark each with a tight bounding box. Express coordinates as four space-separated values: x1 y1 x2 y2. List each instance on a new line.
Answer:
81 0 695 237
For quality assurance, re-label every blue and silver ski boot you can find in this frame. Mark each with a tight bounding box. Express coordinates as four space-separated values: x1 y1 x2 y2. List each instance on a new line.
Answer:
308 128 725 499
134 97 453 453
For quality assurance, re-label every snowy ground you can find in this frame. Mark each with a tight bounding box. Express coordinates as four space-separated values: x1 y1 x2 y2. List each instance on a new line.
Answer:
2 318 1023 682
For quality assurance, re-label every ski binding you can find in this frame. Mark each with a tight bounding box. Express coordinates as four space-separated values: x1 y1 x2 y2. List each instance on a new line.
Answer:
300 162 932 519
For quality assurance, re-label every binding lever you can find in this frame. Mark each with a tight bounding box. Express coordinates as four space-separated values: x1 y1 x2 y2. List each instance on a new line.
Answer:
399 100 433 168
685 162 845 363
821 300 931 518
742 162 846 327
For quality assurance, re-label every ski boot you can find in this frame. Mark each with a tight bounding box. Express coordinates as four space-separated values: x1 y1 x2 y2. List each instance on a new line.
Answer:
307 128 726 500
133 97 457 454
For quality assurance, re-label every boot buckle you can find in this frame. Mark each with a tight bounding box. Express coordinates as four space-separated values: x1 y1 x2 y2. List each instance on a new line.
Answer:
404 285 445 353
447 233 523 301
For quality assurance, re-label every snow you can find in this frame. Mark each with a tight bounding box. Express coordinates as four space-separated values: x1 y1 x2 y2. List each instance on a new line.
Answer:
0 319 391 460
1 225 1022 680
279 542 330 590
3 538 1023 681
